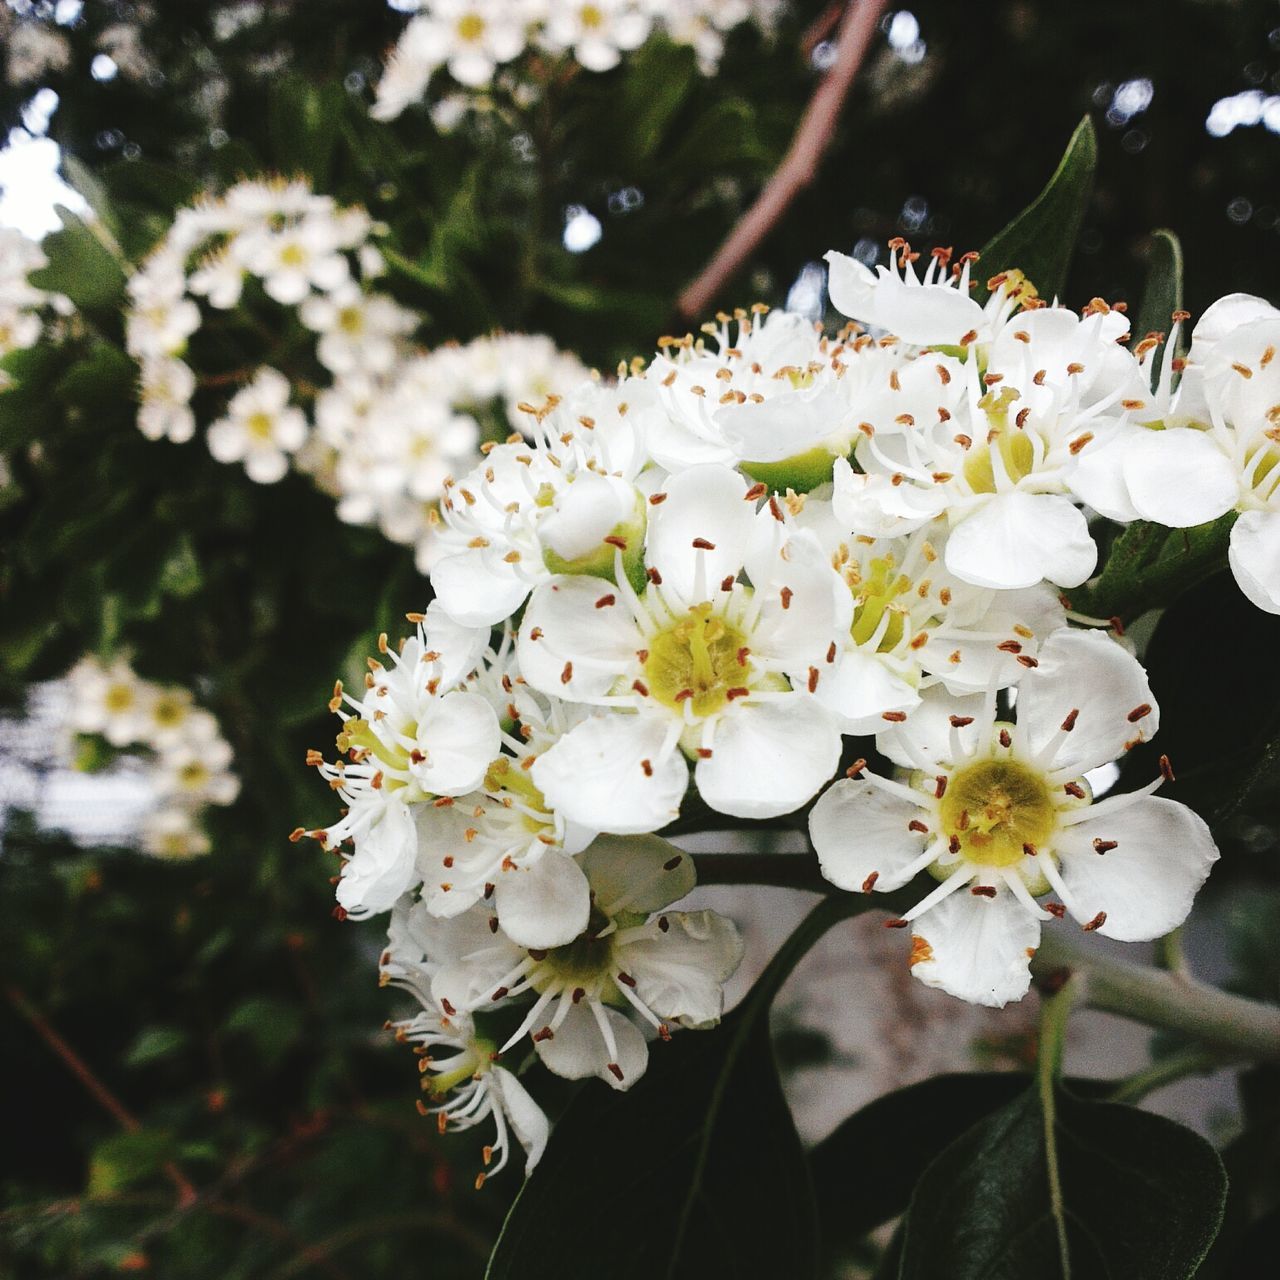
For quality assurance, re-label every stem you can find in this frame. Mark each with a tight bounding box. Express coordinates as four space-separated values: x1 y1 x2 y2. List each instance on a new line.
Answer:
676 0 890 320
6 984 199 1207
690 856 1280 1063
1037 979 1081 1280
1031 929 1280 1063
1108 1047 1230 1106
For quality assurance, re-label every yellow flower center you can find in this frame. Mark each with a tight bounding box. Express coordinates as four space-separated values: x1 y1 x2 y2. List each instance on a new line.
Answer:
178 761 210 790
580 4 604 27
938 758 1056 868
104 683 135 713
152 696 187 727
850 555 910 651
246 411 275 441
278 242 307 267
963 387 1035 493
456 12 486 41
643 603 751 717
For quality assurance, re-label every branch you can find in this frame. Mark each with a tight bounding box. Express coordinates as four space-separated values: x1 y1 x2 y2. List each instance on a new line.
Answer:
688 858 1280 1063
6 985 199 1207
676 0 889 320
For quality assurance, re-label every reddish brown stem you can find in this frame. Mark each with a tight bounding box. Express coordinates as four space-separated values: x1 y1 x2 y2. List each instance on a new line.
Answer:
6 984 199 1208
676 0 890 321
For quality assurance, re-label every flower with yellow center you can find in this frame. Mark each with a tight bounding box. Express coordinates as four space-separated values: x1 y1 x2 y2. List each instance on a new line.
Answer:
517 464 846 831
809 630 1219 1007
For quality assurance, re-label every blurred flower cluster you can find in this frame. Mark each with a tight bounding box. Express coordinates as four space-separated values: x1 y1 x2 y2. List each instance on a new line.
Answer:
65 656 239 859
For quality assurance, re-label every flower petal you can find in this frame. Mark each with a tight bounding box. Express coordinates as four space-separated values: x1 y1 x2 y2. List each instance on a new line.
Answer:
335 803 419 917
532 714 687 834
909 887 1040 1007
817 647 921 734
876 684 985 771
494 850 591 950
945 493 1097 590
1057 796 1218 940
413 692 501 795
695 696 840 819
534 1001 648 1090
646 463 752 601
578 834 696 913
432 549 531 628
623 910 743 1028
809 777 932 891
1229 509 1280 614
1121 428 1240 528
490 1065 550 1173
1016 630 1158 775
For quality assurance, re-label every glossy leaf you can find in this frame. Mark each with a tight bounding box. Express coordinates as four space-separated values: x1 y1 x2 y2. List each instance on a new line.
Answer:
27 208 128 312
977 116 1098 304
897 1081 1227 1279
1134 228 1184 387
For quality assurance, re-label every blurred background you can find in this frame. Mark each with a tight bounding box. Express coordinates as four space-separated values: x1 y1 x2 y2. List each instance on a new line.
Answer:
2 2 1279 1276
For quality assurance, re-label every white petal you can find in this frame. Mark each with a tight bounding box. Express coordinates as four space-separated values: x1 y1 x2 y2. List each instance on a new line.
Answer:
945 493 1097 590
494 851 591 950
748 529 851 669
534 1001 648 1090
540 471 636 562
876 684 985 771
1229 509 1280 614
431 549 530 628
578 834 696 913
831 458 946 536
532 714 688 834
695 696 840 819
1016 630 1158 775
1122 428 1240 527
817 647 921 734
421 601 489 686
909 887 1040 1007
1067 430 1141 522
622 910 743 1027
809 778 932 891
517 576 640 701
413 692 500 795
717 385 849 463
335 802 418 917
1057 796 1218 940
647 464 752 601
490 1066 550 1173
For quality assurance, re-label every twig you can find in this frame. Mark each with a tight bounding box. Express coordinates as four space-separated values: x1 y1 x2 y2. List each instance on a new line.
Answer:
801 1 845 57
676 0 890 320
5 984 199 1208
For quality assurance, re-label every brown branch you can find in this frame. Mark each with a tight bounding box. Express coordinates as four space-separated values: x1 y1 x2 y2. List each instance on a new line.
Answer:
5 984 199 1208
676 0 890 321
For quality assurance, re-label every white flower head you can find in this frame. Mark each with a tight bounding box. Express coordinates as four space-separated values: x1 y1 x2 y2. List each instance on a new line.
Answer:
206 367 309 484
542 0 651 73
518 464 848 830
141 807 212 860
419 836 742 1091
809 630 1218 1006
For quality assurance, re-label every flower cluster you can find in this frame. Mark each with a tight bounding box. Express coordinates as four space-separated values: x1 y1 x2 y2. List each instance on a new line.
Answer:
125 177 587 567
66 656 239 858
305 239 1265 1176
372 0 782 121
0 228 56 366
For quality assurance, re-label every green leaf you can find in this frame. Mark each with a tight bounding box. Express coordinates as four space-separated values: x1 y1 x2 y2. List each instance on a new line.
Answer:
124 1026 189 1068
28 208 127 312
1134 229 1184 388
487 895 879 1280
896 1081 1227 1278
224 996 304 1066
88 1130 177 1195
977 116 1098 303
268 76 347 186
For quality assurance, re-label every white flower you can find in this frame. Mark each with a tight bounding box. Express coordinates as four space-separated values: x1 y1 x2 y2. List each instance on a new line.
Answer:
67 657 152 747
1100 297 1280 613
384 901 549 1185
431 381 648 628
839 299 1147 589
800 500 1066 732
406 0 529 90
125 269 202 360
418 836 742 1090
517 464 847 829
241 214 350 305
312 614 499 919
206 368 309 484
825 243 1033 349
299 282 416 376
137 358 197 443
156 736 241 809
809 630 1219 1006
542 0 651 73
140 807 211 860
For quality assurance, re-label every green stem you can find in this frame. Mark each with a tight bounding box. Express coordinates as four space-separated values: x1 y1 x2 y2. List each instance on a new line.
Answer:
1108 1047 1229 1106
1037 978 1081 1279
